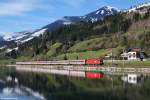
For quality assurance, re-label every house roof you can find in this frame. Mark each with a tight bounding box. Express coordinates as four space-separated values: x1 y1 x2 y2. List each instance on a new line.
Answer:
128 48 143 52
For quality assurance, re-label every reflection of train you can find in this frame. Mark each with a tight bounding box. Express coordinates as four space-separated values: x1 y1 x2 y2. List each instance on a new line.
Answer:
85 71 104 79
16 58 103 65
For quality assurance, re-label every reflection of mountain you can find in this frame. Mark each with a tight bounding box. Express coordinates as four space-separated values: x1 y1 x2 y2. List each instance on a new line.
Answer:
0 86 45 100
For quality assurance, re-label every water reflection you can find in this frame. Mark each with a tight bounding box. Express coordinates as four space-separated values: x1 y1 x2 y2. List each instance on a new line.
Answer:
0 81 45 100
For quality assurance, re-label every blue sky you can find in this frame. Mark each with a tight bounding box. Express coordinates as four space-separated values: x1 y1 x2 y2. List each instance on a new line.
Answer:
0 0 150 35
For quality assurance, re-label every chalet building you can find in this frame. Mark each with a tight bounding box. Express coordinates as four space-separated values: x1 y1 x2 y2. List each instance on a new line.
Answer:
121 48 148 61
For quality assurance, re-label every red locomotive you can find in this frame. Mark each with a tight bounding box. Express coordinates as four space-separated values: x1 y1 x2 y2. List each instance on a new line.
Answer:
85 58 103 65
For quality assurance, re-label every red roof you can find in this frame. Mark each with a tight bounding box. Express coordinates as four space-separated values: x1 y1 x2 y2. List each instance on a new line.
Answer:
130 48 142 52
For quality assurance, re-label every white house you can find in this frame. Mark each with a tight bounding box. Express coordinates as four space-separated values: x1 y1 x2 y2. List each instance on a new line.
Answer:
121 48 147 61
128 51 137 61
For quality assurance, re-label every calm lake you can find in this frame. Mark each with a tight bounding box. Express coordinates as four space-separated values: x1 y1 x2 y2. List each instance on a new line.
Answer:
0 66 46 100
0 81 45 100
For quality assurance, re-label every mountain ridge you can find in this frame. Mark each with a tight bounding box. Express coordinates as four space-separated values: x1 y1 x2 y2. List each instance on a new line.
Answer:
1 1 150 52
0 6 120 46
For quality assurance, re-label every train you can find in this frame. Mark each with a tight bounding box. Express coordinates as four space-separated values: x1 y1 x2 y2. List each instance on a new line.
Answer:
16 58 103 65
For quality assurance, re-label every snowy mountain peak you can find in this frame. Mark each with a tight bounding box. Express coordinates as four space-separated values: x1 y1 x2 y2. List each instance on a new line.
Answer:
82 6 120 22
127 2 150 13
101 6 120 12
94 6 120 15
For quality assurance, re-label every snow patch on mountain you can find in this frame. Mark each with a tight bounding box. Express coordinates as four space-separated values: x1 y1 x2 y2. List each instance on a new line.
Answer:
5 47 18 53
96 11 100 14
0 46 6 50
3 28 47 43
91 18 98 22
5 48 13 53
20 28 47 43
101 10 104 14
63 21 72 25
21 37 34 43
106 6 120 12
31 28 47 37
3 31 33 42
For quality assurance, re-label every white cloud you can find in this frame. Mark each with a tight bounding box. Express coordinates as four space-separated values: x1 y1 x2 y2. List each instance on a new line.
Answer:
0 0 43 16
0 0 86 16
62 0 86 8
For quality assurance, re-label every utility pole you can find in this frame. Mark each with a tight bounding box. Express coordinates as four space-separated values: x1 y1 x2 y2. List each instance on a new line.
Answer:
111 48 114 89
107 20 114 89
111 25 114 89
123 49 125 88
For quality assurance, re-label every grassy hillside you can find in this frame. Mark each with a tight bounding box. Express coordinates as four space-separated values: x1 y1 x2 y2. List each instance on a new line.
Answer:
69 38 105 52
47 42 62 57
56 46 124 60
56 49 110 60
